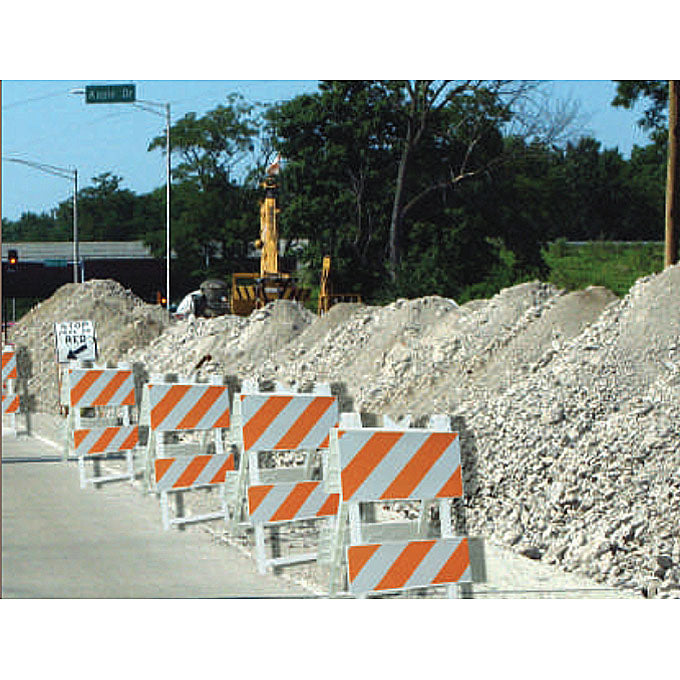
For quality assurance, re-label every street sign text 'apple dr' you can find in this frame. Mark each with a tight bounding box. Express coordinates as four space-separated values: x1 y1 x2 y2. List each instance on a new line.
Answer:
85 84 136 104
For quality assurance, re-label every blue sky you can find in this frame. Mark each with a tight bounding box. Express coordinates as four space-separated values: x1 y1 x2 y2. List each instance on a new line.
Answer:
1 79 652 223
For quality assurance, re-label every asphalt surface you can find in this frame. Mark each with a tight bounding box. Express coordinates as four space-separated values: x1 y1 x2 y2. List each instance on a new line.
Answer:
1 433 310 598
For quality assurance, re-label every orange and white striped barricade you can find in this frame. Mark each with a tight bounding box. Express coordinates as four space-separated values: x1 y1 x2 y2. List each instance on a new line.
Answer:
326 414 479 598
66 362 138 488
2 346 19 432
141 373 234 530
227 379 340 573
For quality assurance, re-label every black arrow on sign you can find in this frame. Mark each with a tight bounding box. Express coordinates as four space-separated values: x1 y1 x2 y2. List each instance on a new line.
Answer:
66 344 88 360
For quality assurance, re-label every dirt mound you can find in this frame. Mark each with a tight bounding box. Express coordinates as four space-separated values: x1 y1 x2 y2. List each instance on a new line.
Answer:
453 265 680 593
8 279 167 412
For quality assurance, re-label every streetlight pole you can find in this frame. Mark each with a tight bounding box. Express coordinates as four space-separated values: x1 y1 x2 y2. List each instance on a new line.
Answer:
2 157 80 282
136 99 171 317
70 87 172 315
131 98 172 317
165 102 171 316
73 168 79 282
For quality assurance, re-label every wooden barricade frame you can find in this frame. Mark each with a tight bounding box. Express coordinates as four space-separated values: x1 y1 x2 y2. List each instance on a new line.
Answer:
226 379 340 573
141 373 234 531
326 414 481 598
65 361 138 488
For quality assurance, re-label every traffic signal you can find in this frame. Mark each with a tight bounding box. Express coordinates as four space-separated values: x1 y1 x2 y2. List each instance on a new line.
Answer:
156 291 167 306
7 249 18 272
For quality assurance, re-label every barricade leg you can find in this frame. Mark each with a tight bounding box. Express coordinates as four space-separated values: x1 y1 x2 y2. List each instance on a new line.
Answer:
161 491 171 531
254 523 267 574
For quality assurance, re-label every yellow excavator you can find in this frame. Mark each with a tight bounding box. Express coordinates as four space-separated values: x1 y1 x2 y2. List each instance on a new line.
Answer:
230 159 310 316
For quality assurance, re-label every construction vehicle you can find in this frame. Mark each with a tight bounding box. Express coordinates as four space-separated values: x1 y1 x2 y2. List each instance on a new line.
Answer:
228 159 310 317
317 255 362 315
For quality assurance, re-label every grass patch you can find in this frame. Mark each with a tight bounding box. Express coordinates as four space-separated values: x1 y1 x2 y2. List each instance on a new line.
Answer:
542 240 665 297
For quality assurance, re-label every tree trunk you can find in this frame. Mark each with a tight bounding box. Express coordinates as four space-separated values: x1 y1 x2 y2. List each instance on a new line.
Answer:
665 80 679 267
388 140 410 281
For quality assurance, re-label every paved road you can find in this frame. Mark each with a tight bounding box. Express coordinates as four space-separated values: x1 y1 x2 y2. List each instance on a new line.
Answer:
1 434 310 598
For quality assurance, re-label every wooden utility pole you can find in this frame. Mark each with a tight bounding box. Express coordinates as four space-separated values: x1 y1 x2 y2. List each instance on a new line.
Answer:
665 80 679 267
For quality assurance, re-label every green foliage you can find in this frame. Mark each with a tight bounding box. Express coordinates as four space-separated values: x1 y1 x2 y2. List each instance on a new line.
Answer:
612 80 669 133
541 239 665 296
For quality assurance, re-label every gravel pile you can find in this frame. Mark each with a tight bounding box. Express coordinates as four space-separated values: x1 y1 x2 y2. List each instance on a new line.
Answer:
451 266 680 596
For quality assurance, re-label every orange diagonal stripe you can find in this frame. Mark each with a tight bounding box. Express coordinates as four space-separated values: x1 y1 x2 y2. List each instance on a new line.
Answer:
432 539 470 585
316 493 339 517
213 405 230 429
374 540 437 592
436 465 463 498
340 432 403 500
91 371 131 407
1 353 10 368
242 396 293 450
209 455 235 484
274 397 335 450
70 370 103 406
380 432 455 500
347 544 381 584
176 386 223 430
173 455 211 489
73 429 90 449
150 384 191 430
90 427 119 453
154 458 175 483
248 484 274 515
119 426 139 451
269 481 318 522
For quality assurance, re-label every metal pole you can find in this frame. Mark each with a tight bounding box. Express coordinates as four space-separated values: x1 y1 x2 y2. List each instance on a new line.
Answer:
166 102 171 315
665 80 679 268
73 168 79 283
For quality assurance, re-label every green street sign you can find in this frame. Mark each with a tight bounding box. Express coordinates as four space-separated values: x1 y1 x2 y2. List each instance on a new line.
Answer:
85 84 136 104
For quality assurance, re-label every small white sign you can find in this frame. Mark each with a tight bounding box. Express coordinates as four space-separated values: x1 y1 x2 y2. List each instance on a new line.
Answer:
54 320 97 363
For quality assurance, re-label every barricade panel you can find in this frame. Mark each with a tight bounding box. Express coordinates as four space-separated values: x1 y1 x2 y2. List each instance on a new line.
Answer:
2 393 20 414
248 481 339 524
148 383 230 431
68 368 135 408
333 428 462 503
154 453 235 492
2 349 18 381
238 393 338 451
347 537 471 594
74 425 139 456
